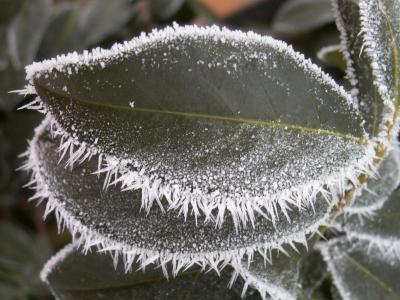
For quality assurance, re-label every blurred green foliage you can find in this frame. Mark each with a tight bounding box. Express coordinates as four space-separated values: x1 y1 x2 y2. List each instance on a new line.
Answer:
0 0 345 299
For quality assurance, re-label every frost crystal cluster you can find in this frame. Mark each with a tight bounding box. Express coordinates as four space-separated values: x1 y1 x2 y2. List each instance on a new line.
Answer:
20 0 400 299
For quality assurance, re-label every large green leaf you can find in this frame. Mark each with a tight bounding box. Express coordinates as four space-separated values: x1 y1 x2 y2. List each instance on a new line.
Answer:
42 244 261 300
25 25 370 227
333 0 400 139
322 237 400 300
0 222 52 300
7 0 51 68
272 0 334 34
26 119 333 273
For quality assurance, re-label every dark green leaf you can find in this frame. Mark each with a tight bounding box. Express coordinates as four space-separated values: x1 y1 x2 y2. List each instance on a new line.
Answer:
0 222 52 299
322 237 400 300
272 0 334 34
27 25 369 227
0 63 25 111
27 120 333 272
42 243 261 300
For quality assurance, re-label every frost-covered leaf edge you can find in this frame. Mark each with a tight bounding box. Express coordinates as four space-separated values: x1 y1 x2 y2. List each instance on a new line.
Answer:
19 24 375 228
332 0 400 144
23 116 337 278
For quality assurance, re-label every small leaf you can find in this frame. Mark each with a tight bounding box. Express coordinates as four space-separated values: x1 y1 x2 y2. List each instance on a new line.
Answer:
26 119 333 273
272 0 335 34
36 4 80 60
150 0 186 20
321 237 400 300
0 222 52 299
77 0 134 47
7 0 51 68
316 44 346 71
25 24 371 227
42 243 260 300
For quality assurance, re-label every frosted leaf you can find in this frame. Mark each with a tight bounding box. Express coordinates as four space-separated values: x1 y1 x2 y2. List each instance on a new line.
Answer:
237 247 304 300
41 243 260 300
316 44 346 71
238 246 328 300
321 237 400 300
336 188 400 258
331 0 379 137
334 0 400 140
26 119 333 273
24 24 372 227
344 146 400 216
272 0 334 34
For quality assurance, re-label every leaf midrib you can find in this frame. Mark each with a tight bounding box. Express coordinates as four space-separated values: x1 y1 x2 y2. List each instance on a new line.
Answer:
35 80 366 145
342 252 400 299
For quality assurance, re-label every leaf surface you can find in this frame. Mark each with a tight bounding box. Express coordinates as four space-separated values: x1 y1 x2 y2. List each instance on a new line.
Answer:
26 25 370 225
27 119 333 272
272 0 334 34
322 238 400 300
42 244 261 300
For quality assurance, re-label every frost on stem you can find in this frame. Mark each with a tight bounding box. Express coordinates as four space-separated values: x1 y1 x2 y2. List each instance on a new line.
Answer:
24 118 334 275
21 24 374 228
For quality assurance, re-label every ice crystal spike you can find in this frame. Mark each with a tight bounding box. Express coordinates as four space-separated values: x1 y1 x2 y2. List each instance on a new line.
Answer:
26 118 334 275
22 24 374 228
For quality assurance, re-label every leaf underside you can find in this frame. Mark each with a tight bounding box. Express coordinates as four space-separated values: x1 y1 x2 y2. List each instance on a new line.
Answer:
27 25 368 225
41 244 261 300
30 123 333 270
322 238 400 300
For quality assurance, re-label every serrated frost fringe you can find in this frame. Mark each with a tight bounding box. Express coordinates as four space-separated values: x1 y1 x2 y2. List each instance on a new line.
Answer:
347 233 400 261
330 0 360 102
23 118 334 278
35 112 375 230
20 23 377 228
